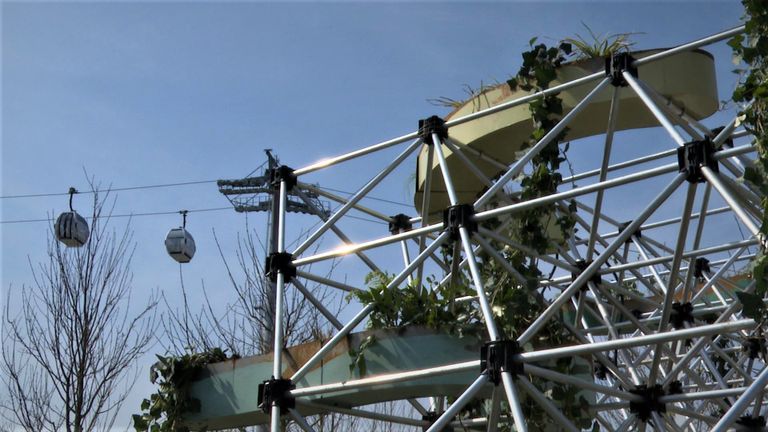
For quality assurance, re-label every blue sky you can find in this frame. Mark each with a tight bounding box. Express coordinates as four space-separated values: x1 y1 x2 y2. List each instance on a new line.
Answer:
1 0 747 429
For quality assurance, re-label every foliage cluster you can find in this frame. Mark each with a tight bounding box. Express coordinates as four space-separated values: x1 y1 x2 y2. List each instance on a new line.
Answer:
132 348 234 432
730 0 768 314
507 38 578 254
351 37 616 429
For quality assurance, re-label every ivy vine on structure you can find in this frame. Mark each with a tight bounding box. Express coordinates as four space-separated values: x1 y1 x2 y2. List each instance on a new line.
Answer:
729 0 768 315
132 348 234 432
507 38 577 256
349 37 621 431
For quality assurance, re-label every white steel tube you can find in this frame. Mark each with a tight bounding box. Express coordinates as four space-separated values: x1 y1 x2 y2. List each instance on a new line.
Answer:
487 387 502 432
598 238 757 274
501 373 528 432
623 72 686 146
475 77 612 208
524 364 641 401
633 25 745 67
272 180 289 377
293 223 442 266
516 376 580 432
519 319 755 363
712 366 768 432
442 137 494 189
288 408 316 432
417 144 435 285
432 133 460 206
460 226 501 341
477 162 679 222
293 187 380 272
425 375 490 432
446 72 605 129
649 182 697 384
294 139 421 256
296 400 428 427
291 231 451 382
517 172 686 345
295 270 359 293
295 135 419 176
291 279 343 330
298 182 391 222
565 147 678 183
291 304 374 385
702 166 761 236
588 86 621 261
291 360 478 397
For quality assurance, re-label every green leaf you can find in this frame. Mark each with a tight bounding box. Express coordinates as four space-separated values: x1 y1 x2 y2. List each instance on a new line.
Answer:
132 414 149 431
736 291 766 320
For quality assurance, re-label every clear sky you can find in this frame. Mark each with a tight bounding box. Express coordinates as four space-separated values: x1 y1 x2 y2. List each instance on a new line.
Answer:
1 0 747 429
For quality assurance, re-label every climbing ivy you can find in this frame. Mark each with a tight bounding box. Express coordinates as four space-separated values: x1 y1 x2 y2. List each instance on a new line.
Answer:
730 0 768 300
507 38 577 255
132 348 234 432
350 36 614 430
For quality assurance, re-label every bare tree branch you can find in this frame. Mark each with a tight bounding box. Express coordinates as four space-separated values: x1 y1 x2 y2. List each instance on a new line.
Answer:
1 186 158 432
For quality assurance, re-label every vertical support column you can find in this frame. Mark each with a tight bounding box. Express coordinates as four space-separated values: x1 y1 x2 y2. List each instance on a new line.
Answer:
271 178 289 432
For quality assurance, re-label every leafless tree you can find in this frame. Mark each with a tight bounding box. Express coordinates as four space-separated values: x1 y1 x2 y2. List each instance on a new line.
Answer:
158 218 386 432
1 189 158 432
160 220 338 357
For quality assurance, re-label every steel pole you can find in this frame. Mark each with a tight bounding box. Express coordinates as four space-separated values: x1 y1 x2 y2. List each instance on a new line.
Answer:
712 366 768 432
518 173 686 345
475 77 612 208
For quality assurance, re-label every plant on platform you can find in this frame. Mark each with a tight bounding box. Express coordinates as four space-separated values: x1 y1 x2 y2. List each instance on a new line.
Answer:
562 23 637 60
132 348 233 432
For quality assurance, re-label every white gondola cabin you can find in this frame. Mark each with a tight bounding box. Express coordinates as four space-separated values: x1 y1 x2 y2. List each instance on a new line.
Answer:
165 227 196 263
55 211 90 247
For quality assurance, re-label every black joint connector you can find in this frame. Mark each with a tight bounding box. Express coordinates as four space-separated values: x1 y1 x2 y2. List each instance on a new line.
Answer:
629 383 668 422
442 204 477 241
605 52 638 87
389 214 413 235
419 115 448 146
710 126 734 149
743 337 765 360
619 220 641 242
269 165 297 191
572 259 602 289
694 257 711 279
480 340 523 385
265 252 296 283
677 139 719 183
257 378 295 415
421 411 453 432
594 362 609 380
736 415 767 430
670 302 694 330
667 380 683 395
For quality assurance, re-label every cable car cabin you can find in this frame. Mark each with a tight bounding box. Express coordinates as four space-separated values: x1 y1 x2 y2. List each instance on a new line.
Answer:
55 211 90 247
165 227 196 263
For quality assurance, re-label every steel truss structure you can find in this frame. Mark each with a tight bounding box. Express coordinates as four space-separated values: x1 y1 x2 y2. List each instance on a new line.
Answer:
258 25 767 432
